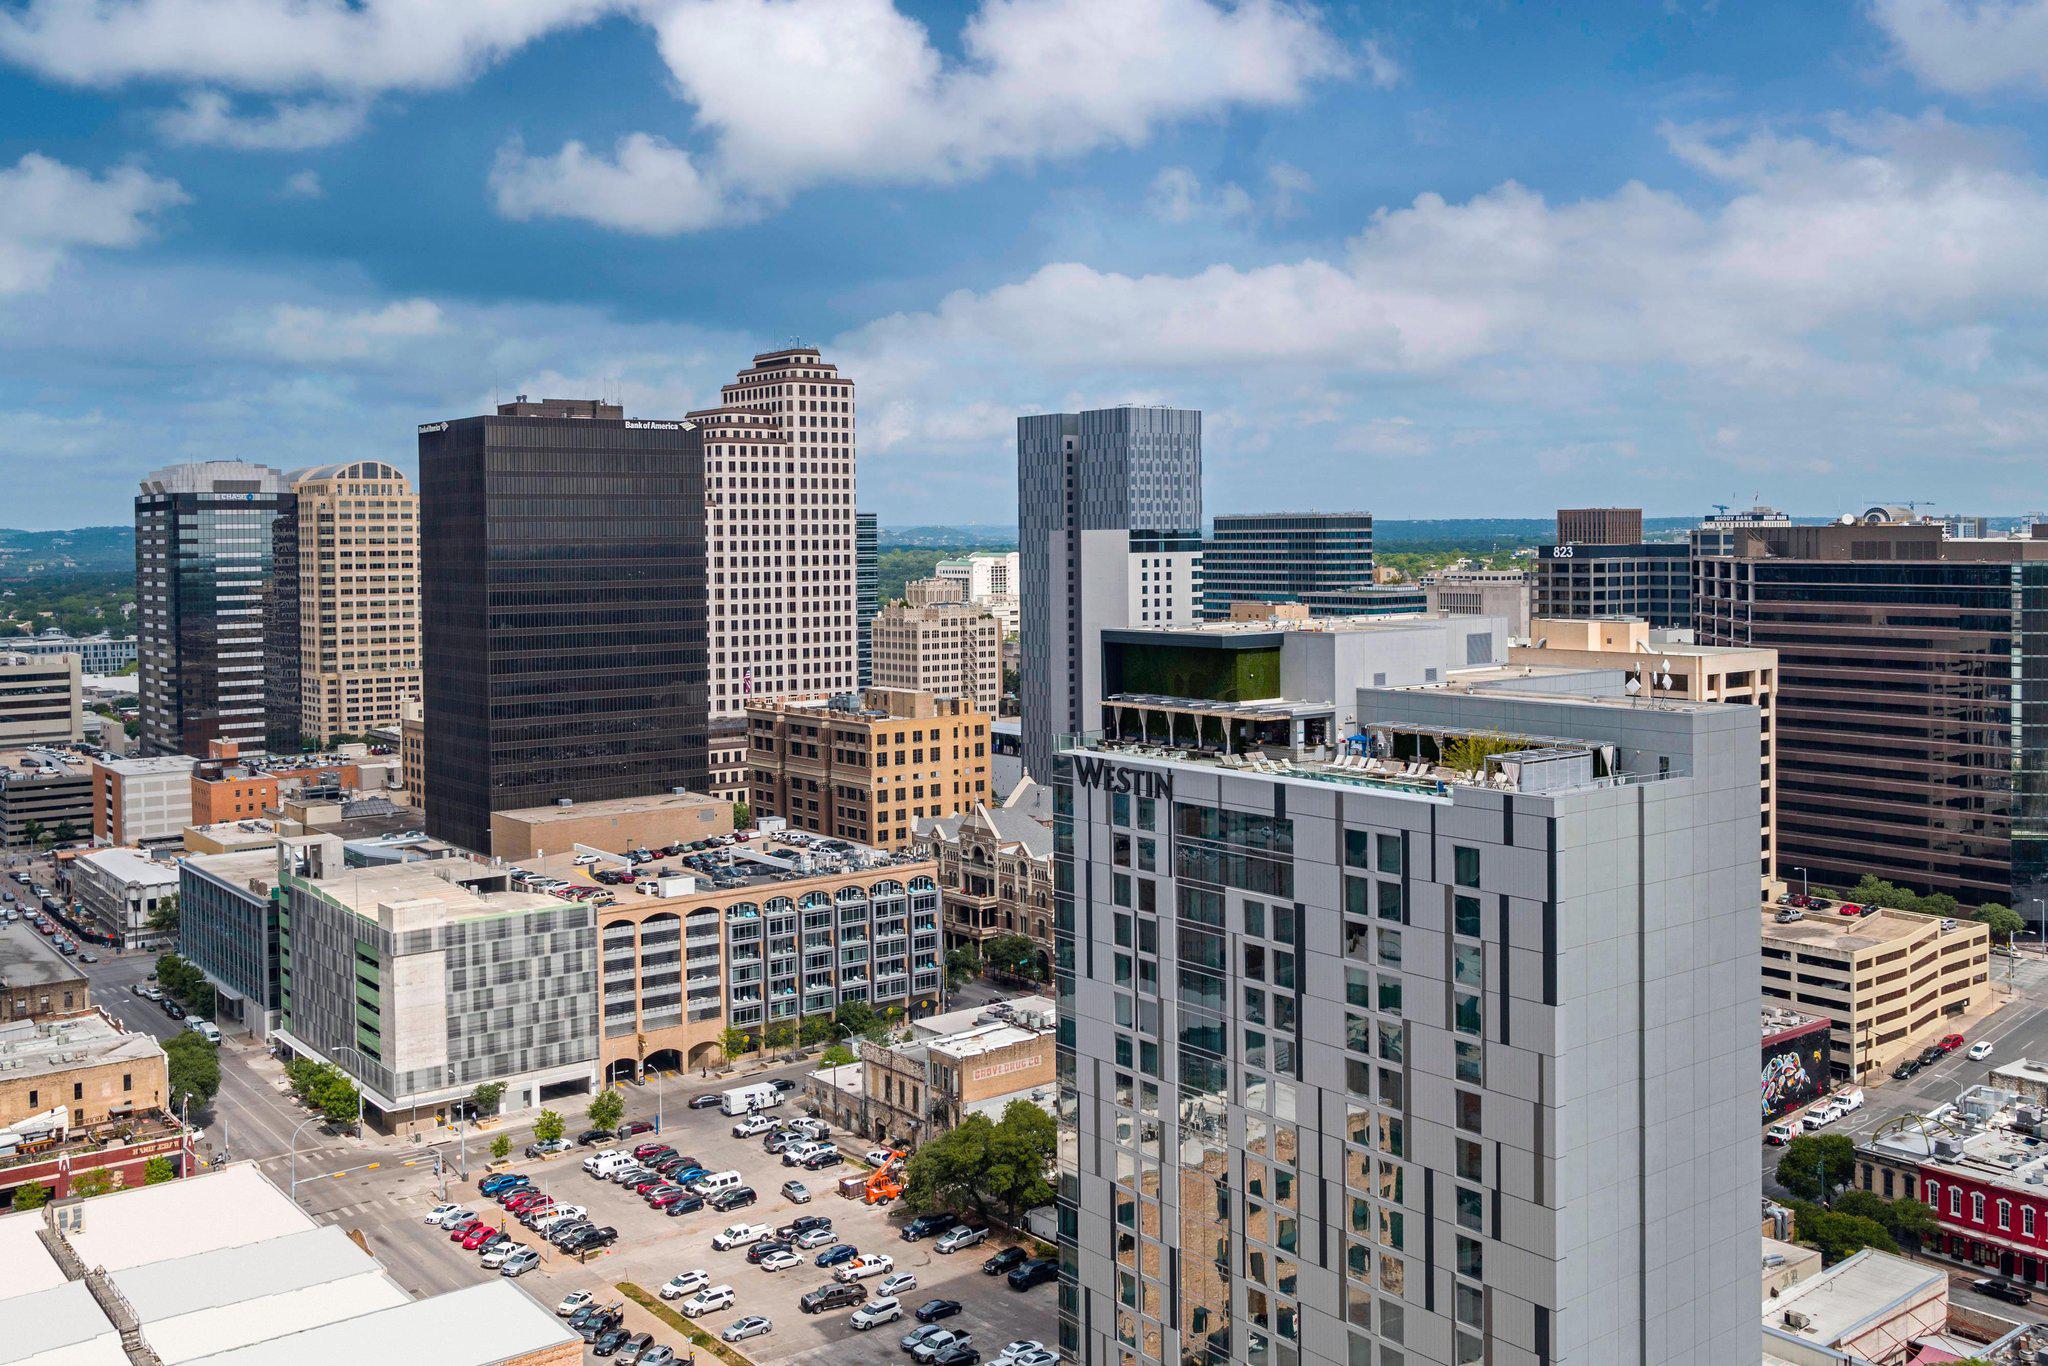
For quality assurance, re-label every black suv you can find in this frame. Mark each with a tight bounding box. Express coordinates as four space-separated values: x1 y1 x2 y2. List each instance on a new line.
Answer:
901 1212 960 1242
982 1247 1028 1276
1007 1258 1058 1291
569 1226 620 1252
801 1282 867 1314
710 1186 757 1212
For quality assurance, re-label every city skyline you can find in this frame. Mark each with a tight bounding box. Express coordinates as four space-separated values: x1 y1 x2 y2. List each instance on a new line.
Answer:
8 3 2048 526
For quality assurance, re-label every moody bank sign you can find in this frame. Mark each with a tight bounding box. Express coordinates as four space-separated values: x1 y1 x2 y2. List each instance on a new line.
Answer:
1070 756 1174 799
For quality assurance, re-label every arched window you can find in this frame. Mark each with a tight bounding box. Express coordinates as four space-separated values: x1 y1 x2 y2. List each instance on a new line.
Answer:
1926 1181 1940 1210
1971 1192 1984 1222
798 891 831 910
1999 1198 2012 1230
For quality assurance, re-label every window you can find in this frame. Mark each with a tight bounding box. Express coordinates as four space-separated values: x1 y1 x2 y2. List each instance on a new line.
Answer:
2026 1207 2036 1237
1377 833 1402 874
1453 895 1482 938
1455 1091 1482 1134
1998 1199 2011 1230
1453 845 1480 888
1972 1192 1985 1222
1951 1188 1962 1217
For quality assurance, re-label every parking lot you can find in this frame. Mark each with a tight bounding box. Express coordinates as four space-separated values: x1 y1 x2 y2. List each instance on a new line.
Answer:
420 1091 1059 1363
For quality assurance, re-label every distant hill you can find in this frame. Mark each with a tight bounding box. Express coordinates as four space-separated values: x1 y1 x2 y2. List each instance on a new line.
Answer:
881 525 1017 549
0 526 134 578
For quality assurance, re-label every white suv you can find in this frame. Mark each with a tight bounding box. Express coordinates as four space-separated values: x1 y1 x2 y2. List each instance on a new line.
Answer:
681 1286 736 1318
850 1297 902 1330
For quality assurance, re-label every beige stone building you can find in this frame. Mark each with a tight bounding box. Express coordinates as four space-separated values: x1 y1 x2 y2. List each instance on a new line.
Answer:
489 790 732 862
400 697 424 810
0 927 89 1023
0 1009 166 1132
858 1019 1055 1147
690 347 857 723
870 592 1002 716
285 461 420 745
1760 907 1990 1081
1512 616 1779 893
0 651 82 746
748 688 990 851
918 779 1054 973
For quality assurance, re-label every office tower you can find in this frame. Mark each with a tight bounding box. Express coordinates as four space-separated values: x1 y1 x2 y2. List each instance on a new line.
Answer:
688 348 857 719
1556 505 1643 544
1199 511 1374 618
135 461 294 757
1689 503 1790 560
857 510 879 688
1531 539 1690 628
1424 568 1531 636
1053 683 1761 1365
936 550 1021 633
6 631 138 674
278 461 421 746
1696 516 2048 923
0 651 82 745
871 596 1002 714
1018 405 1202 780
419 396 709 855
747 688 990 850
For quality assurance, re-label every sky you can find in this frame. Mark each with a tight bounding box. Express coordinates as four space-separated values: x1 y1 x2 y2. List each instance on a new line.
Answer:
6 1 2048 529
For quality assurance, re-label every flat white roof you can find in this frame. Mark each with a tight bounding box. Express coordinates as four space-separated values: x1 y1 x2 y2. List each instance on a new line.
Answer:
73 846 178 886
0 1206 68 1300
112 1225 391 1323
0 1280 121 1366
63 1164 314 1272
929 1023 1037 1060
175 1280 578 1366
1767 1248 1943 1345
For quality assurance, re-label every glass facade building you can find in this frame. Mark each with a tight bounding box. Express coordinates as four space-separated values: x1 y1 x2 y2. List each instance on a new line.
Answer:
178 851 282 1038
419 403 710 854
1530 541 1691 629
1200 513 1375 619
857 511 879 688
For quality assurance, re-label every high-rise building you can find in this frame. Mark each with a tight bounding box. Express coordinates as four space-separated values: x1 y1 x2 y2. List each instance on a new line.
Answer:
1018 405 1202 780
747 688 990 851
935 550 1021 634
870 596 1002 715
1424 567 1532 636
1690 503 1790 560
0 651 82 746
1695 517 2048 922
1199 511 1374 618
1053 683 1761 1365
857 510 879 688
1557 505 1644 544
688 348 857 719
1531 540 1691 628
418 397 709 855
135 461 294 757
277 461 420 746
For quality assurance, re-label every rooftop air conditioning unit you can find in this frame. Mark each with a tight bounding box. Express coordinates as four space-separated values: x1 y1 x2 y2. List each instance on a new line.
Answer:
1781 1310 1812 1331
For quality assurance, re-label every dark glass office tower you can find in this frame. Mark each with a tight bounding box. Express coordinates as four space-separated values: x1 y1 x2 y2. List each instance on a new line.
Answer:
1199 511 1373 617
135 462 295 757
264 497 302 752
419 399 710 854
856 511 879 688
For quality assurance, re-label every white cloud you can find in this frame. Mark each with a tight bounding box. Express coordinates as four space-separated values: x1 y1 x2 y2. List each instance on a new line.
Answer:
262 298 446 361
156 90 370 150
489 133 745 235
280 169 325 199
493 0 1349 231
1145 163 1310 224
0 0 613 94
1872 0 2048 96
0 153 187 294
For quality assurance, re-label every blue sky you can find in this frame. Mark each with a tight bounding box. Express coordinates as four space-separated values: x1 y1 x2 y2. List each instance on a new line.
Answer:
5 0 2048 529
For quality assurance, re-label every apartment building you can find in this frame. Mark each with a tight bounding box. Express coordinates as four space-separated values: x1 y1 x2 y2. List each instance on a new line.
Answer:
1760 906 1990 1081
91 755 196 847
135 461 294 757
4 630 137 675
857 511 879 688
1199 511 1375 619
587 835 941 1081
1511 616 1780 893
276 460 421 745
1055 684 1761 1364
748 688 991 851
1696 517 2048 922
859 1019 1053 1147
271 833 598 1130
919 779 1053 968
1018 405 1203 780
689 348 858 720
870 596 1002 715
935 550 1021 634
0 653 82 746
418 397 710 854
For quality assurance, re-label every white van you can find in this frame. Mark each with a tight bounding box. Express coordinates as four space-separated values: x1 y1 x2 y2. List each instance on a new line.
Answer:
720 1082 782 1116
692 1170 744 1198
185 1020 222 1044
584 1149 634 1177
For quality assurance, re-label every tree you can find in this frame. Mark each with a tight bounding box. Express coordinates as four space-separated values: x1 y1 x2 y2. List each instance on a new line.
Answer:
903 1114 998 1219
533 1109 566 1145
1786 1199 1898 1264
1833 1189 1940 1254
146 892 179 934
471 1081 506 1119
944 945 983 989
834 1000 879 1039
142 1157 176 1185
50 820 78 847
10 1182 49 1211
719 1026 752 1063
764 1021 796 1052
821 1044 855 1068
1776 1134 1857 1205
68 1169 113 1199
982 1100 1058 1222
732 801 752 829
902 1102 1057 1223
285 1059 359 1126
799 1015 835 1047
1975 903 2025 944
20 820 43 850
587 1088 625 1133
490 1134 511 1163
982 933 1040 981
164 1032 221 1113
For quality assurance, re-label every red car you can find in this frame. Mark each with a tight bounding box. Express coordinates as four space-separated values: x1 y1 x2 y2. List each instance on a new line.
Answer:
460 1224 497 1251
505 1192 544 1213
1838 904 1862 916
449 1219 483 1241
618 1120 656 1138
632 1143 672 1160
632 1176 667 1195
1939 1033 1967 1052
648 1187 688 1209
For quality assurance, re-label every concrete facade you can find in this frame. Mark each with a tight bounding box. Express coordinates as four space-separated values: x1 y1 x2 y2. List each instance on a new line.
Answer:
1055 688 1761 1365
870 597 1003 715
90 754 195 847
68 846 178 944
0 652 82 747
859 1020 1054 1148
488 790 732 862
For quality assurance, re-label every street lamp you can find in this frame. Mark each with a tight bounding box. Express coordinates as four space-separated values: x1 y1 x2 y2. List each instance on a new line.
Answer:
287 1116 323 1204
1794 867 1809 902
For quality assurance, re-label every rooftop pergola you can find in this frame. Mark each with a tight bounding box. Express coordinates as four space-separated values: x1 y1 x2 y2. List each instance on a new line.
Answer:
1100 693 1335 755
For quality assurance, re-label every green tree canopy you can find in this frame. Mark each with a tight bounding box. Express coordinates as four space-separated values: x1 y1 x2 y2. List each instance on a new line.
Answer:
902 1102 1057 1223
163 1032 221 1114
1975 903 2025 943
799 1015 834 1047
719 1026 752 1062
142 1157 177 1185
764 1021 797 1052
821 1044 855 1068
533 1109 566 1145
10 1182 49 1211
982 934 1041 981
587 1088 625 1133
68 1170 113 1199
1776 1134 1857 1205
470 1081 506 1119
1786 1198 1898 1264
833 1000 879 1038
490 1134 511 1162
284 1059 359 1125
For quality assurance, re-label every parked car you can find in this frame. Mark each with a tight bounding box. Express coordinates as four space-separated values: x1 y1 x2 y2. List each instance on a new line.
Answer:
1007 1259 1058 1291
775 1214 832 1240
802 1282 867 1314
801 1148 844 1171
500 1247 540 1277
1764 1124 1794 1146
1917 1044 1947 1067
632 1142 675 1161
746 1240 794 1265
916 1299 964 1324
460 1225 497 1251
555 1290 594 1317
914 1331 974 1364
713 1223 770 1251
618 1119 656 1138
901 1212 960 1242
1892 1058 1923 1081
577 1128 614 1145
525 1137 573 1157
994 1342 1050 1365
794 1227 837 1250
932 1345 982 1366
689 1093 723 1109
849 1296 902 1330
664 1193 706 1217
478 1173 526 1195
782 1180 812 1204
734 1113 778 1137
769 1078 796 1094
837 1254 895 1282
876 1271 918 1298
721 1316 773 1343
759 1249 802 1272
982 1247 1029 1276
1939 1033 1967 1053
613 1333 655 1364
425 1203 465 1225
935 1224 989 1254
817 1243 860 1269
639 1350 678 1366
659 1270 710 1300
480 1241 521 1269
710 1186 758 1213
1970 1040 1996 1060
1973 1278 2033 1306
680 1285 736 1318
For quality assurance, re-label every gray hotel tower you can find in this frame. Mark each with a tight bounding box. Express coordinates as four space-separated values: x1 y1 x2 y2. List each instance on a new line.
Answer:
1019 405 1204 781
419 397 710 854
1052 684 1761 1364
